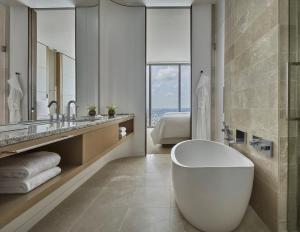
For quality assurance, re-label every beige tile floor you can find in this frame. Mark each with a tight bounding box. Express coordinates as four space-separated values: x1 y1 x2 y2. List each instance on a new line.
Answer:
30 154 270 232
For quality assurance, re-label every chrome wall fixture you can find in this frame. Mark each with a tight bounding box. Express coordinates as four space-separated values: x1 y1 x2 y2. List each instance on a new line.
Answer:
249 136 273 157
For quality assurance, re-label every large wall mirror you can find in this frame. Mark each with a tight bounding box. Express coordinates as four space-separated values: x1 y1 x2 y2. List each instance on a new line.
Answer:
31 9 76 120
0 1 99 125
0 4 76 124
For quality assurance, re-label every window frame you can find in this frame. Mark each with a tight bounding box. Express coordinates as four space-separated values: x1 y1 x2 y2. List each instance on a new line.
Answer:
147 63 191 127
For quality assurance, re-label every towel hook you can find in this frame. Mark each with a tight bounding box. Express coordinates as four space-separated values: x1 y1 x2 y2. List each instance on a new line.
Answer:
200 70 204 78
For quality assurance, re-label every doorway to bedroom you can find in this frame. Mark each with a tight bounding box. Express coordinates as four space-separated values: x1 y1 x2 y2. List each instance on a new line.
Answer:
146 8 191 155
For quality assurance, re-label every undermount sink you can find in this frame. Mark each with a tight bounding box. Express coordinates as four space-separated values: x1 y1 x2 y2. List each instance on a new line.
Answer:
0 124 29 133
21 120 53 126
0 116 105 132
0 120 55 133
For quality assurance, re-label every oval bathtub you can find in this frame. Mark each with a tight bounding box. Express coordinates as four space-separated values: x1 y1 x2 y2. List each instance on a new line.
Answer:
171 140 254 232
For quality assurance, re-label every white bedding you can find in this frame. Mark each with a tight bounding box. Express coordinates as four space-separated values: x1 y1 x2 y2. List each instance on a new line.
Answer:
151 112 190 145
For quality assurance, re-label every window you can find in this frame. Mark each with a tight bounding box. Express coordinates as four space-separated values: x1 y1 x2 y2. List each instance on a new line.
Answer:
146 64 191 127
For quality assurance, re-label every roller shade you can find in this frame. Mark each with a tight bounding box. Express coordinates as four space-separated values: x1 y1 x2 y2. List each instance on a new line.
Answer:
147 8 191 64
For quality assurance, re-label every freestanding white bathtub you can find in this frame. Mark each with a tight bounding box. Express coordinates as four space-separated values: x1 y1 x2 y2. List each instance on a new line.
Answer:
171 140 254 232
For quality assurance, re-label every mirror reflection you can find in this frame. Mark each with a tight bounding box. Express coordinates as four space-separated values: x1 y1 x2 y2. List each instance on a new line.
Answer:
0 5 76 125
34 9 76 120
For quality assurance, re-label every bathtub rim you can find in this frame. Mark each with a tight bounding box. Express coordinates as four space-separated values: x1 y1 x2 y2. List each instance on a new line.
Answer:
171 139 254 169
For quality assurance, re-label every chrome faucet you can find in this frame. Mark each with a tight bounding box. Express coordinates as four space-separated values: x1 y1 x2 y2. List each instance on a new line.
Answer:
222 122 235 145
249 136 273 157
249 138 261 146
67 100 77 121
48 100 59 121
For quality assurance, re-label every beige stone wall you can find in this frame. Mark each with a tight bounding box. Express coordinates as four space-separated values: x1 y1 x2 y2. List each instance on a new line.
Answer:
224 0 288 231
278 0 288 231
286 0 300 230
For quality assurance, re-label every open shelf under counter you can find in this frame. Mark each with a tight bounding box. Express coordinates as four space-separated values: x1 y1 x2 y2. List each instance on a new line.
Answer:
0 165 79 227
119 119 134 135
0 116 134 229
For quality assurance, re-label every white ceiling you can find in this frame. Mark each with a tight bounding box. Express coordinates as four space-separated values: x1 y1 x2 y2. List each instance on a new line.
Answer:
113 0 216 7
0 0 98 7
19 0 75 8
0 0 215 8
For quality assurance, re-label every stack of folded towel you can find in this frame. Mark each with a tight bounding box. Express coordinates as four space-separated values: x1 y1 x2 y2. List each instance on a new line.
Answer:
0 151 61 194
119 127 127 138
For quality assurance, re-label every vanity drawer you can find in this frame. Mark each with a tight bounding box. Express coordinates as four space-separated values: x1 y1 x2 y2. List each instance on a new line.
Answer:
82 124 119 163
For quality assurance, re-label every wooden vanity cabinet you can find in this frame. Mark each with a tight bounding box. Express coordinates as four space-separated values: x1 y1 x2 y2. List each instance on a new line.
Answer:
82 124 119 163
0 116 134 229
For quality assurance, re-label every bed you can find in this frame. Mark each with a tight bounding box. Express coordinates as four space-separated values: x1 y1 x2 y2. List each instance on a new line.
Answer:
151 112 191 145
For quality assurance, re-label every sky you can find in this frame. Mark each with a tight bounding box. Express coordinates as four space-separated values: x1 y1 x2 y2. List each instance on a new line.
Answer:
147 65 191 110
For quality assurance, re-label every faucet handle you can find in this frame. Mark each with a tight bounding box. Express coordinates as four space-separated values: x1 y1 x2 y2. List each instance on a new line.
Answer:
249 139 260 146
261 145 271 151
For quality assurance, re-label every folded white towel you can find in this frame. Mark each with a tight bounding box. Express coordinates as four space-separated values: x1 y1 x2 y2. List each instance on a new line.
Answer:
0 151 61 179
120 131 127 137
119 127 126 133
0 166 61 194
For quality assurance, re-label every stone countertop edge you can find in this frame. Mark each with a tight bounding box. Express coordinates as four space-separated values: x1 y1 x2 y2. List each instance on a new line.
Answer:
0 114 134 148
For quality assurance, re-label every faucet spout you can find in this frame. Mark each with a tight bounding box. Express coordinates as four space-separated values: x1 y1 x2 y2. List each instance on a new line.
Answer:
222 122 235 146
48 100 59 121
48 100 57 108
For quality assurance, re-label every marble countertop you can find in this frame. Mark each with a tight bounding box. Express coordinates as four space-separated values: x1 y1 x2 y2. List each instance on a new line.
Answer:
0 114 134 147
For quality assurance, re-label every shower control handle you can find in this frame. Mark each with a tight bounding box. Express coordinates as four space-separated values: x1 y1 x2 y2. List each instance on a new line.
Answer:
261 145 271 151
250 136 273 157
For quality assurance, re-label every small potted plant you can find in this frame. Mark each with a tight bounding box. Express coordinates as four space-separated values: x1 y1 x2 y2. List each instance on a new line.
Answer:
107 105 117 118
88 105 97 116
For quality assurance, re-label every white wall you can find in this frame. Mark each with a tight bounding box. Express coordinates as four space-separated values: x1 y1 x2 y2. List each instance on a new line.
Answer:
191 3 212 138
214 0 225 142
36 43 47 104
9 5 28 122
99 0 146 156
147 8 190 63
76 6 99 116
62 55 76 114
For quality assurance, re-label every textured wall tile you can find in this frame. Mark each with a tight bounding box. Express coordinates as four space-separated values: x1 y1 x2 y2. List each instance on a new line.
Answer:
250 176 278 232
234 1 278 58
224 0 288 230
278 192 288 229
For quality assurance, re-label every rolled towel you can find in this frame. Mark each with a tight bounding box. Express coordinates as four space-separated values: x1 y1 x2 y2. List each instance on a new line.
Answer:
0 166 61 194
0 151 61 179
119 127 126 133
120 131 127 137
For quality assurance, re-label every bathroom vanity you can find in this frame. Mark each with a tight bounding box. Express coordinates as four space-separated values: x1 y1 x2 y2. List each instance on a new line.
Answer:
0 114 134 228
